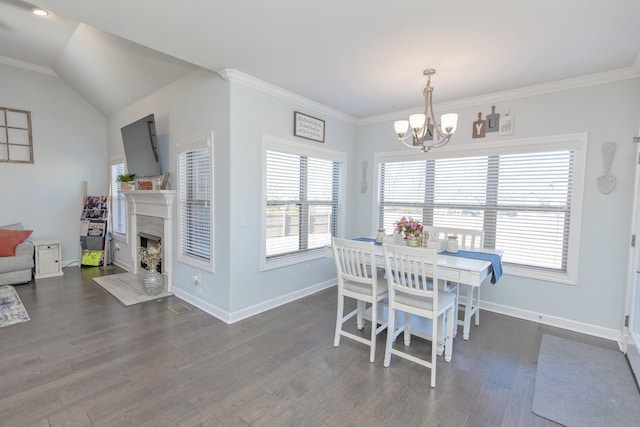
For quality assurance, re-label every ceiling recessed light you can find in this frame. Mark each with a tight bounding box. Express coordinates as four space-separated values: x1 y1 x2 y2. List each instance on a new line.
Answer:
31 7 49 16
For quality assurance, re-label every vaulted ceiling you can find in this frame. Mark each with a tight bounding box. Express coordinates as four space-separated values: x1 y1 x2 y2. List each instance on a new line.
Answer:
2 0 640 118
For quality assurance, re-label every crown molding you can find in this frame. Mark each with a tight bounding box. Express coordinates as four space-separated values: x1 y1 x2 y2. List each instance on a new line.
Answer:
0 55 57 77
360 66 640 126
218 68 358 125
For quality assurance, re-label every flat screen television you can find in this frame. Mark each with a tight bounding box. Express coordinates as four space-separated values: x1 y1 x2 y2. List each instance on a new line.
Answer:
121 113 161 177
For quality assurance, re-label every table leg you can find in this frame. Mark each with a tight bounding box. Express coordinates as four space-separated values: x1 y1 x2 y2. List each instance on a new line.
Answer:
463 284 473 340
475 287 480 326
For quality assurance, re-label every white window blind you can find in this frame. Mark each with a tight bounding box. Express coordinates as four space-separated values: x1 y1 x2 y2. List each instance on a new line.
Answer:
378 147 576 276
178 138 213 270
264 142 344 268
110 162 126 236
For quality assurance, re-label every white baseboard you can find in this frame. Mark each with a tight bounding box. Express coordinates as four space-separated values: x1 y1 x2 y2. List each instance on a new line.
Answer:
173 278 337 324
480 299 622 344
172 288 232 323
112 259 133 272
168 278 624 346
627 335 640 380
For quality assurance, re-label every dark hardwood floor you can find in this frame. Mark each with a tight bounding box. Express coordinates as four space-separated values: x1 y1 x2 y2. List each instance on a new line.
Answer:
0 266 621 426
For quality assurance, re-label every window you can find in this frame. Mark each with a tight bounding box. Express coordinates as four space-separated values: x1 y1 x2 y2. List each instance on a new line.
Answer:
262 135 345 270
110 162 126 238
177 133 214 271
0 107 33 164
375 134 586 284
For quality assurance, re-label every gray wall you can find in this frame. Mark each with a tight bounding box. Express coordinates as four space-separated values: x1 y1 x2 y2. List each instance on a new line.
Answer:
226 82 357 312
354 78 640 335
107 68 232 311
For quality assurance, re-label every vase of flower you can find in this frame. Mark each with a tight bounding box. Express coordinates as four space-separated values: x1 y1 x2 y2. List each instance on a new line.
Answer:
143 268 164 295
394 216 424 246
139 244 164 296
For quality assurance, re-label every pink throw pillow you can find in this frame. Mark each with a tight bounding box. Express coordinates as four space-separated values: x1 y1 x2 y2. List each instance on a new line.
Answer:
0 229 33 257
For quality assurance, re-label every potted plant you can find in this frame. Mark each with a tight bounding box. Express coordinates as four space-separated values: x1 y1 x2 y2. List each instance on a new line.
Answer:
394 216 423 247
117 173 135 191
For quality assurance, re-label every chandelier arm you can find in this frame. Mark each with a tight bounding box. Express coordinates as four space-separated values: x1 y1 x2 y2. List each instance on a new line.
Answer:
424 84 452 140
398 133 422 148
419 135 452 153
398 135 424 150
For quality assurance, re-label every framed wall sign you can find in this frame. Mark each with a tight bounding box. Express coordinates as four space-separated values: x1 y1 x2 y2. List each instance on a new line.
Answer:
294 111 325 142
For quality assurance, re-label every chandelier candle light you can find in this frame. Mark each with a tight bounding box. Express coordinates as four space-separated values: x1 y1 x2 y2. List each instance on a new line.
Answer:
394 69 458 153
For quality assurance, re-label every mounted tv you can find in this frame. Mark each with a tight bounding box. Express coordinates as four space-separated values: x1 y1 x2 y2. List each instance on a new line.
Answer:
121 113 161 177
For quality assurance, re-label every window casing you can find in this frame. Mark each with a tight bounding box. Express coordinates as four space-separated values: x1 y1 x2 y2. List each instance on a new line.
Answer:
262 135 346 270
1 107 33 163
110 162 126 239
177 133 214 271
375 134 586 284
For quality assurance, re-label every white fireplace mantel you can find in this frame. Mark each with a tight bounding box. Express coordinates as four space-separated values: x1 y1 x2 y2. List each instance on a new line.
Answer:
123 190 176 219
123 190 176 292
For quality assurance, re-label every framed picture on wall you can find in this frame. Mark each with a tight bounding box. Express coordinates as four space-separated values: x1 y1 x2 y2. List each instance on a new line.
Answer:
294 111 325 142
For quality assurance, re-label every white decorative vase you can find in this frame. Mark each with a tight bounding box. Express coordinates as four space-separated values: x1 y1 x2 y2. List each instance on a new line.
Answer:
447 236 459 253
143 268 164 296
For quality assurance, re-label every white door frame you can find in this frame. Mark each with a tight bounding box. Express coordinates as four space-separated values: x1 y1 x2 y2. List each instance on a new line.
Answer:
624 138 640 376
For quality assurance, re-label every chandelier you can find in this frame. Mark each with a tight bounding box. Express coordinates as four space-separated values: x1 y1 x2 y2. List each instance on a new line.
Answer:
393 69 458 153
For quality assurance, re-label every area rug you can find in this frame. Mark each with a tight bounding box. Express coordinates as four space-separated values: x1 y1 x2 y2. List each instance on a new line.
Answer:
0 285 30 327
532 334 640 427
92 273 172 306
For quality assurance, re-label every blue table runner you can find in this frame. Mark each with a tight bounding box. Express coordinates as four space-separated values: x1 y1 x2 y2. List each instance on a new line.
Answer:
352 237 503 284
443 250 503 284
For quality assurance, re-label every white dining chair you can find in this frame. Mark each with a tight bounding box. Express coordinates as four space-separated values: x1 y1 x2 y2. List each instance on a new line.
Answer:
423 226 485 250
382 243 456 388
423 226 485 338
331 237 388 363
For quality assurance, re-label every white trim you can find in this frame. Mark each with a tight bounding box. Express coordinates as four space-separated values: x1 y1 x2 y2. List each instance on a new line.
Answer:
361 67 640 126
110 160 128 243
260 134 347 271
219 67 640 128
480 299 622 347
263 134 347 162
372 132 587 285
0 55 57 76
112 258 134 273
173 279 337 324
176 132 215 273
176 279 623 349
219 69 357 125
627 337 640 380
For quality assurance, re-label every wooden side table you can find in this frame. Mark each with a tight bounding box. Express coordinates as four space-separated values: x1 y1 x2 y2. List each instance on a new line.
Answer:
32 240 64 279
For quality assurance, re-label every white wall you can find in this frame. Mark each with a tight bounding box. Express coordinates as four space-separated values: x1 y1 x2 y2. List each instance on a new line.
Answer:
355 77 640 338
0 63 108 264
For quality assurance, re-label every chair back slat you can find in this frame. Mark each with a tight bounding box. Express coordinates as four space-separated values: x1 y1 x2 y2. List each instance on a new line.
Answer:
332 238 376 285
383 244 439 303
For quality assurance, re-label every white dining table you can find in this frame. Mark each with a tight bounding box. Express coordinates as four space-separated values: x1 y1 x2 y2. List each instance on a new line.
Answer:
324 242 502 341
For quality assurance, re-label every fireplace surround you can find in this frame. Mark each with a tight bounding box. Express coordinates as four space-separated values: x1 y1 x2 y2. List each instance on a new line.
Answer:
123 190 176 292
